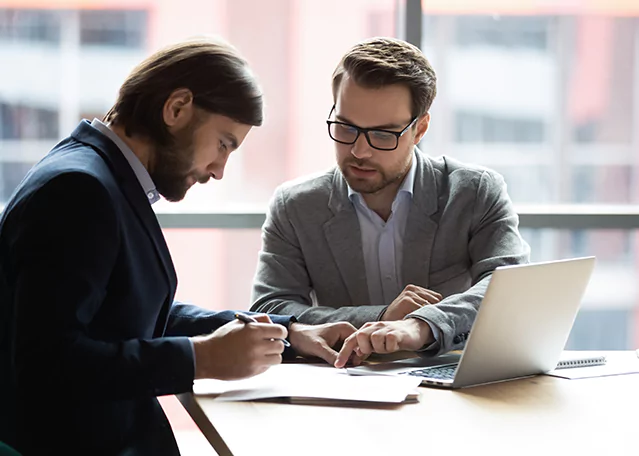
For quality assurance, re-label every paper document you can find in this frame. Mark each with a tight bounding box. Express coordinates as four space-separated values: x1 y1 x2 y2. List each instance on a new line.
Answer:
545 351 639 380
193 363 422 404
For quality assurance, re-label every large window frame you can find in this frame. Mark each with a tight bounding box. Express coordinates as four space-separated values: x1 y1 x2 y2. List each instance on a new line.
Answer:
156 0 639 232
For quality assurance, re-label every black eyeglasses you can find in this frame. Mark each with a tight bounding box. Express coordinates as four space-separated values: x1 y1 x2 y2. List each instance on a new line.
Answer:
326 105 418 151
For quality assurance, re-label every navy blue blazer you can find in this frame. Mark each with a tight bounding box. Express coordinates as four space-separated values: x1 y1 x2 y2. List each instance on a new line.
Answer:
0 121 294 455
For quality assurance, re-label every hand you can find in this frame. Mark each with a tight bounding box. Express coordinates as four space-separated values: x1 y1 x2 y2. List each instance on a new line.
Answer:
191 314 287 380
334 318 433 368
288 321 360 366
381 284 442 321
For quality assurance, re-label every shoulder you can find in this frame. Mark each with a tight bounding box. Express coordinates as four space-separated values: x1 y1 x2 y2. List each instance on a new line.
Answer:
8 138 117 213
425 154 505 191
271 167 337 208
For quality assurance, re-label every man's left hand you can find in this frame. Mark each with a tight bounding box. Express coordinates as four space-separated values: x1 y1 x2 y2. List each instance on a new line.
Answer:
334 318 434 368
288 321 360 365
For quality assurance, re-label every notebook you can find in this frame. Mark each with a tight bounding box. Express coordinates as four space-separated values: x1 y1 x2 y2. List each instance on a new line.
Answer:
348 257 596 389
555 352 606 369
193 363 422 404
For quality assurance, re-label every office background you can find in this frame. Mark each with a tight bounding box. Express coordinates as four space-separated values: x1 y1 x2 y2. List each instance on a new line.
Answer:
1 0 638 453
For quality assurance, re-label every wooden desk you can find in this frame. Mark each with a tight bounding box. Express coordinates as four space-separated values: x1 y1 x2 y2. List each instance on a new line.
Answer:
178 351 639 456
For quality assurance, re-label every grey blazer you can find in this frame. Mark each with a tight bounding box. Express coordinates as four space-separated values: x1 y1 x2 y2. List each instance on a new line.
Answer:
251 151 530 354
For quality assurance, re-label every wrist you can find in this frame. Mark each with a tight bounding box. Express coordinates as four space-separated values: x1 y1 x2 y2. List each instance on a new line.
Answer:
190 336 209 379
407 317 434 349
287 322 304 348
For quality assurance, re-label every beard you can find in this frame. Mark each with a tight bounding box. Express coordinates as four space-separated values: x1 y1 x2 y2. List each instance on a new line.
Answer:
150 119 206 202
339 157 408 195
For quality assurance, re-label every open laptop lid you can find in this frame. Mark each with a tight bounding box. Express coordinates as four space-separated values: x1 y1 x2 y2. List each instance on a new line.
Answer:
347 257 596 388
450 256 596 387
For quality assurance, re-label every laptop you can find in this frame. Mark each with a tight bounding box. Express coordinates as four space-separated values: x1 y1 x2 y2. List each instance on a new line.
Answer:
347 256 596 389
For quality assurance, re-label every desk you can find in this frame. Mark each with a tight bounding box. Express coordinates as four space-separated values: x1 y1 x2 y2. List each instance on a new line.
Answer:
177 351 638 456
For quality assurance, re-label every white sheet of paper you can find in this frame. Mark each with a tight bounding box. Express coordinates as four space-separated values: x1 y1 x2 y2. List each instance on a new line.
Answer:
193 363 422 403
546 351 639 379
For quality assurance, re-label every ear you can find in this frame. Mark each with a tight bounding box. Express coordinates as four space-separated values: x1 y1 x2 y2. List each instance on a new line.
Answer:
163 88 195 129
413 113 431 145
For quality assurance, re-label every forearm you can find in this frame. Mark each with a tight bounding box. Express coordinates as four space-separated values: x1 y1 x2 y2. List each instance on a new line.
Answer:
410 275 491 355
167 302 296 337
17 333 195 400
252 298 386 328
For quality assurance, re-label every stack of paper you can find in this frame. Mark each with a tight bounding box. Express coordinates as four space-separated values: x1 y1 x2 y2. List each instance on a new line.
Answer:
193 363 422 404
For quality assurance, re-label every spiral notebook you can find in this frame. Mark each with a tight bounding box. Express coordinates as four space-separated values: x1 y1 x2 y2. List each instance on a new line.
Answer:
555 352 607 369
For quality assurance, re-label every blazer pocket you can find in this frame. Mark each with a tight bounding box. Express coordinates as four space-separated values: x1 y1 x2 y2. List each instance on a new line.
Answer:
429 262 469 288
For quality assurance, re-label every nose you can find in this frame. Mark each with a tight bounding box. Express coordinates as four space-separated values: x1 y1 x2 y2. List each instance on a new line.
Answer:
208 156 228 180
350 134 373 160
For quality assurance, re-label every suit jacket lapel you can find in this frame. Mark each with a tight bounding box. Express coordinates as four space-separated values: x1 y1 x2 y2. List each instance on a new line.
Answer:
323 171 370 305
70 121 178 305
402 150 439 288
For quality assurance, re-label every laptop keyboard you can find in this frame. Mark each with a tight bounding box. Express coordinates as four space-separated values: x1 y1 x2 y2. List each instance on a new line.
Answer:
404 365 458 380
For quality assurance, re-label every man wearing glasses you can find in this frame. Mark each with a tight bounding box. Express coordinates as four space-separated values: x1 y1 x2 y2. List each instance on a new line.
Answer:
251 37 530 364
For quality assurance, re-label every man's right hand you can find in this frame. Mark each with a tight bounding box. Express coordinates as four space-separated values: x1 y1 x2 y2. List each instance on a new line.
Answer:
190 314 287 380
381 284 442 321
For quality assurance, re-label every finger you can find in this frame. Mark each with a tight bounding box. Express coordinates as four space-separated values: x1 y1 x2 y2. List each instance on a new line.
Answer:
263 353 283 366
309 341 340 366
355 329 375 355
252 313 274 324
404 284 442 302
334 334 359 368
350 351 369 366
385 331 400 352
411 288 442 303
249 322 288 340
335 322 357 340
370 330 388 353
405 291 429 306
259 339 286 356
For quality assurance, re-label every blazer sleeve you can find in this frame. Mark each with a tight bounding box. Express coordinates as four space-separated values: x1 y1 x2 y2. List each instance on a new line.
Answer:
11 173 194 400
409 170 530 355
165 304 296 336
250 187 386 327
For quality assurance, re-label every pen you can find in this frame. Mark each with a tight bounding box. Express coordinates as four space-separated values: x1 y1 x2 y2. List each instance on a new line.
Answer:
234 312 291 347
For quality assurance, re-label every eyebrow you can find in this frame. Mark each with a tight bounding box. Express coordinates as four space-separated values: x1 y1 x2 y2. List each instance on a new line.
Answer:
334 114 405 130
222 132 239 150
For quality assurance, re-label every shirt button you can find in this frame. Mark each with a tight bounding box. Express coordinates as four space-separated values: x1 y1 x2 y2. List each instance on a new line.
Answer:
147 192 154 199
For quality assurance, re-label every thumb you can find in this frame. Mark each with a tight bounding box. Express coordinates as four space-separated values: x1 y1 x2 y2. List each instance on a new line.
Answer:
312 340 339 366
252 313 273 324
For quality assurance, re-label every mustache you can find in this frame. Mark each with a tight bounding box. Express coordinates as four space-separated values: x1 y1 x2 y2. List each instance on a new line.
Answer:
343 158 377 170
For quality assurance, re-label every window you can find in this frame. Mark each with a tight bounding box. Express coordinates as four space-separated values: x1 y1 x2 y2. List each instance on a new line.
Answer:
455 111 546 143
79 10 147 48
0 102 58 140
0 9 61 44
456 16 550 51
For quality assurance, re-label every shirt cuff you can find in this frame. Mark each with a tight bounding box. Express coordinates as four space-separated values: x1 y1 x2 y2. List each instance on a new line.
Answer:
189 338 196 374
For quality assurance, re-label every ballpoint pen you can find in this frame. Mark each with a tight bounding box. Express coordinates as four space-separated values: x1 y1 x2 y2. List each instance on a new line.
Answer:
234 312 291 347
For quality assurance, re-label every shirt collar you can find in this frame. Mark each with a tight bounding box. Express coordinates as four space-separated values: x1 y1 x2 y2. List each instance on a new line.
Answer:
90 118 161 205
348 150 417 203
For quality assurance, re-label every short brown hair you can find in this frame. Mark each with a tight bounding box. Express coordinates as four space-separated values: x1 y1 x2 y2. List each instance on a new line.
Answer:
104 37 263 144
332 37 437 117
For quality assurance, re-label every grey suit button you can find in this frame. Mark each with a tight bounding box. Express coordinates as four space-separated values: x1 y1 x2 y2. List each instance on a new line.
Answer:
453 335 462 344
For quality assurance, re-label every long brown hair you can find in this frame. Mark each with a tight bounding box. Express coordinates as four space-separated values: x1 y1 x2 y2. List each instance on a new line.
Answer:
104 37 263 145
